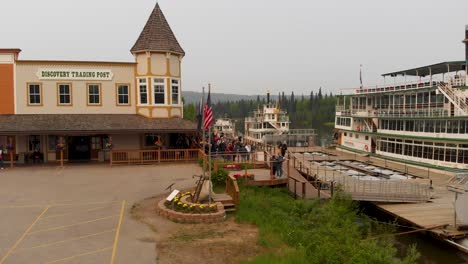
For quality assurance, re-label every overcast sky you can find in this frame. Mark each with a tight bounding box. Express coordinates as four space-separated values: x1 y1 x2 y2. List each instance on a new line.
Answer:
1 0 467 95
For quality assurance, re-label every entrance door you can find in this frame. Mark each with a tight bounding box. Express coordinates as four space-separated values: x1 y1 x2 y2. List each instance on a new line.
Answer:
68 136 91 161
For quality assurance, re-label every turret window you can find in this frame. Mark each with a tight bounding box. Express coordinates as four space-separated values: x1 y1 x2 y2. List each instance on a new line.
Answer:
153 78 165 104
138 78 148 104
171 79 179 105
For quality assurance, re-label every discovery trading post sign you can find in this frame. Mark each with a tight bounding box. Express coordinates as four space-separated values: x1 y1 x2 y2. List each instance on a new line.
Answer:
37 69 114 81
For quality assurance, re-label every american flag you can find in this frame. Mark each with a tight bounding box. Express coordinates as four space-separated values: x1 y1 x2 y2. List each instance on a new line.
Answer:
203 87 213 130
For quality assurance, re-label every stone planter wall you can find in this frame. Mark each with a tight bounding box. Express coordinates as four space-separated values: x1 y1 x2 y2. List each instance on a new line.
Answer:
156 199 226 223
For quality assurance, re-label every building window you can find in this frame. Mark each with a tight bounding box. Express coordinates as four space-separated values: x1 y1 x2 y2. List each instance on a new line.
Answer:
153 78 165 104
91 136 102 150
58 84 72 105
143 133 162 148
28 83 42 105
87 84 101 105
116 84 130 105
171 79 179 105
28 135 41 152
138 78 148 104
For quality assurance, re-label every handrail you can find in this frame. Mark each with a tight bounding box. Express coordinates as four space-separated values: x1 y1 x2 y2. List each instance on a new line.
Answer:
110 148 200 165
226 175 239 207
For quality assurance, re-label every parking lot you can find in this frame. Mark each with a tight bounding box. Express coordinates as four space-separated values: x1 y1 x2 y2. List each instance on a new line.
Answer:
0 163 200 263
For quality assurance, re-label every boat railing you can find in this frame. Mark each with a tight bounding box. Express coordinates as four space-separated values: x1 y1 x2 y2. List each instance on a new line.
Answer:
338 108 449 118
356 81 437 94
354 77 466 95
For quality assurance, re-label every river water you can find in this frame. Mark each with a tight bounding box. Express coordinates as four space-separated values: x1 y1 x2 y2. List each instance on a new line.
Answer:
360 202 468 264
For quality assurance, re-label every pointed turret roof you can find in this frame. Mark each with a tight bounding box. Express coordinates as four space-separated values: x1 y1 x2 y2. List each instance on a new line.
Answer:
131 3 185 55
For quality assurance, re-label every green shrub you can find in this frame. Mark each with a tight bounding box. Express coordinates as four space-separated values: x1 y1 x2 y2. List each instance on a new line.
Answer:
236 185 420 264
241 163 253 170
211 168 229 187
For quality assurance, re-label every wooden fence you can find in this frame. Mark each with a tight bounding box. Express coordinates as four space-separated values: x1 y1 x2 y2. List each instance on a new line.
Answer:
110 149 200 165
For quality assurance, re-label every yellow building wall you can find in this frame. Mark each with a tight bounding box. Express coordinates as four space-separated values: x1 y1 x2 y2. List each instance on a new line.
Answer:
169 55 180 76
136 54 147 75
15 63 136 114
151 53 166 75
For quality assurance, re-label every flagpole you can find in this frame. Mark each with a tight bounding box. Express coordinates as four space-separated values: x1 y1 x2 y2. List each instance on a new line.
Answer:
208 83 212 205
202 86 206 179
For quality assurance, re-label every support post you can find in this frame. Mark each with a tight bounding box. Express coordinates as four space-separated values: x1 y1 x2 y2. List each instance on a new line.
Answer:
60 150 64 168
9 151 13 168
302 182 306 199
318 182 321 198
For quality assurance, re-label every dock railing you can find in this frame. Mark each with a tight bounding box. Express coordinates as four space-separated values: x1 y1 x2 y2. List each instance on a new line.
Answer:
293 153 431 203
110 149 200 165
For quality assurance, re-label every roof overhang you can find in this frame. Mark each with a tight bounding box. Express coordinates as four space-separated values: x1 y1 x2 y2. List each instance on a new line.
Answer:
382 61 468 77
0 114 197 135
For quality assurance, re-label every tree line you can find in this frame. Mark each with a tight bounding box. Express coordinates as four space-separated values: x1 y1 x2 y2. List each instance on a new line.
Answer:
184 88 337 139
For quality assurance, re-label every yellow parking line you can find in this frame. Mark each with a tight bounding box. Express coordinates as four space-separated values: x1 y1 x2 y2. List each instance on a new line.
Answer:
45 246 113 264
42 205 114 219
110 200 126 264
50 201 120 207
0 206 50 264
0 201 119 209
13 229 116 252
0 205 49 209
28 215 118 235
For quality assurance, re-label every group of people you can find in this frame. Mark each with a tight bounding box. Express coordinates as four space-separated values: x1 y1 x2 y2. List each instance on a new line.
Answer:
204 134 254 162
271 142 288 177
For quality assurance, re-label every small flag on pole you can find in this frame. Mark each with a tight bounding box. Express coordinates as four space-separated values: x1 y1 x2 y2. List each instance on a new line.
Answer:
359 64 363 89
203 86 213 130
196 97 203 133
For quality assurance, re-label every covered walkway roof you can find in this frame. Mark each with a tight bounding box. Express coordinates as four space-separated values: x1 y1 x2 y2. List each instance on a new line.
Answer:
382 61 468 77
0 114 196 134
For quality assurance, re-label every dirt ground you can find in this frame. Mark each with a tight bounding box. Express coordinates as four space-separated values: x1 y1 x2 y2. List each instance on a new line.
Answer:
130 196 264 264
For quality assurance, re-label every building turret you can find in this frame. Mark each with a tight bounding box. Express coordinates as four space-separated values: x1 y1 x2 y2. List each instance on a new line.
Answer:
132 3 184 118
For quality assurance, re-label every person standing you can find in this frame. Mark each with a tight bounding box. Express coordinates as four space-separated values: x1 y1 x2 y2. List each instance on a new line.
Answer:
281 142 287 157
276 155 284 177
0 147 4 170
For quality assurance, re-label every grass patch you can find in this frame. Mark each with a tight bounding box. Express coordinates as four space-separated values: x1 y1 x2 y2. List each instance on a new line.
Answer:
236 185 420 264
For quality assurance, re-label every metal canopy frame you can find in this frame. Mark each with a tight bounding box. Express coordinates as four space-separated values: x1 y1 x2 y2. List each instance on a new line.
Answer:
382 61 468 77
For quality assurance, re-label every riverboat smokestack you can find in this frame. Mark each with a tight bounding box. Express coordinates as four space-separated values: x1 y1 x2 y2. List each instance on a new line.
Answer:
267 91 270 104
464 25 468 61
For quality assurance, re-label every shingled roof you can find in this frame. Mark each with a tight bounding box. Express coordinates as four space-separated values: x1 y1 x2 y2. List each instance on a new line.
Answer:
131 3 185 55
0 114 196 134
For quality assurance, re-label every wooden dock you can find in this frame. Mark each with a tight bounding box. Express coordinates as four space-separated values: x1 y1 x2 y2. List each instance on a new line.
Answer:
289 147 468 247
